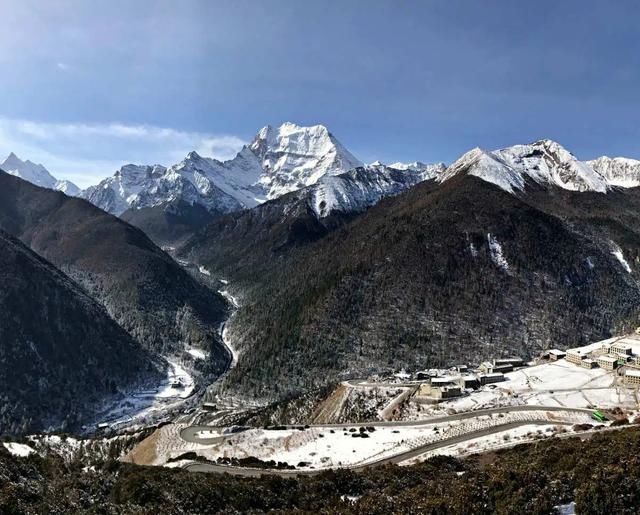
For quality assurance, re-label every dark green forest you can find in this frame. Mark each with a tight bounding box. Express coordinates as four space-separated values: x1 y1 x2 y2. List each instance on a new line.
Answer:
182 176 640 400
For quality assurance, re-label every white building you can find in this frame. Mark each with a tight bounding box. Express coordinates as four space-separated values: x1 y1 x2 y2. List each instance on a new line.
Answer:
596 354 619 370
624 369 640 386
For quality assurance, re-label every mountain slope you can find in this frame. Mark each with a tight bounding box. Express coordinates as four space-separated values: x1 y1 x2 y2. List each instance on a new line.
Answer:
182 173 640 399
1 153 80 195
0 171 229 369
180 162 446 275
0 230 161 435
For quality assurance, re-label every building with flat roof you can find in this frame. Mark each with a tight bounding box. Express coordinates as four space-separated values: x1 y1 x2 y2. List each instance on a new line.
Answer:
624 370 640 386
596 354 619 370
566 348 590 365
548 349 566 361
580 358 597 369
479 362 513 374
457 374 480 390
417 383 462 399
611 342 633 358
479 372 505 385
494 357 523 367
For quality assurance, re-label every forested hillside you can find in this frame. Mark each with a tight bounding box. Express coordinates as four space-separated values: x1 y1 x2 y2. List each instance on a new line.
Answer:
0 171 229 370
0 230 162 435
182 175 640 398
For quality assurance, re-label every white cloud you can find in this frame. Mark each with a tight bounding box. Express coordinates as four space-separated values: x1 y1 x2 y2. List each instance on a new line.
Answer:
56 62 71 71
0 117 246 188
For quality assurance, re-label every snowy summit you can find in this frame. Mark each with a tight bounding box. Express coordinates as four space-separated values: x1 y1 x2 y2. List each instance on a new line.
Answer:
439 140 615 194
81 122 441 218
1 153 80 196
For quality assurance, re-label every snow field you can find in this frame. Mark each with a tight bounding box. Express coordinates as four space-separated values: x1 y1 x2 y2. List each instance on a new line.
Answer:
168 410 589 471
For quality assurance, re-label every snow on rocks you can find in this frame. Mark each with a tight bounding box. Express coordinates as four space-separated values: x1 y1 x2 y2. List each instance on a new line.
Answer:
439 140 611 194
588 156 640 188
308 162 444 218
80 122 446 220
487 233 509 271
610 243 632 273
186 348 207 360
3 442 35 457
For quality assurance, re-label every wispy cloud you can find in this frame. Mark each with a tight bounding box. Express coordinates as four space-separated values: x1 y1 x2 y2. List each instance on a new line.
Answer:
0 117 246 188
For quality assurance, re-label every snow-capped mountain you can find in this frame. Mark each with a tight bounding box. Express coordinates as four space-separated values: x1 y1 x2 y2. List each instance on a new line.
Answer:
81 162 244 216
308 161 445 218
248 122 363 199
588 156 640 188
1 153 80 195
388 161 442 176
439 140 609 193
53 179 81 196
83 123 429 218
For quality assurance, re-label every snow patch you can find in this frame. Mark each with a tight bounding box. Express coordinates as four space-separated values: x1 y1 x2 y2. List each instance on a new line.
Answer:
186 348 207 360
611 245 632 273
3 442 35 457
487 234 509 271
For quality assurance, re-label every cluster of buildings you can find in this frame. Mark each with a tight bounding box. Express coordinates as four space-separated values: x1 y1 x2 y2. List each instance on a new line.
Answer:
414 357 524 401
548 336 640 386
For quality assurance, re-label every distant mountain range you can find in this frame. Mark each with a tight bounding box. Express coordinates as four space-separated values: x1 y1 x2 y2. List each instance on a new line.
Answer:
6 125 640 241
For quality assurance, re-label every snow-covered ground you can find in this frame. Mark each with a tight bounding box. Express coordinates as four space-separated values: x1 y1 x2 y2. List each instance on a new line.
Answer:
401 423 558 464
93 358 195 430
405 358 635 420
147 410 591 471
3 442 35 457
186 348 208 360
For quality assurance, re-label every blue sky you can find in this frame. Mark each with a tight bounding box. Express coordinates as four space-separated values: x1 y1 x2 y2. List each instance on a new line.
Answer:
1 0 638 187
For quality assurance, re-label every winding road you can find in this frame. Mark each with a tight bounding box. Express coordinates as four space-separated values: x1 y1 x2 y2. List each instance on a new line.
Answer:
183 418 573 477
180 404 594 445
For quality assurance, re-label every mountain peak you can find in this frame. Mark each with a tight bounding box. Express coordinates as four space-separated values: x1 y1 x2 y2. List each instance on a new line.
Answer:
1 152 58 190
186 150 204 161
440 141 609 194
